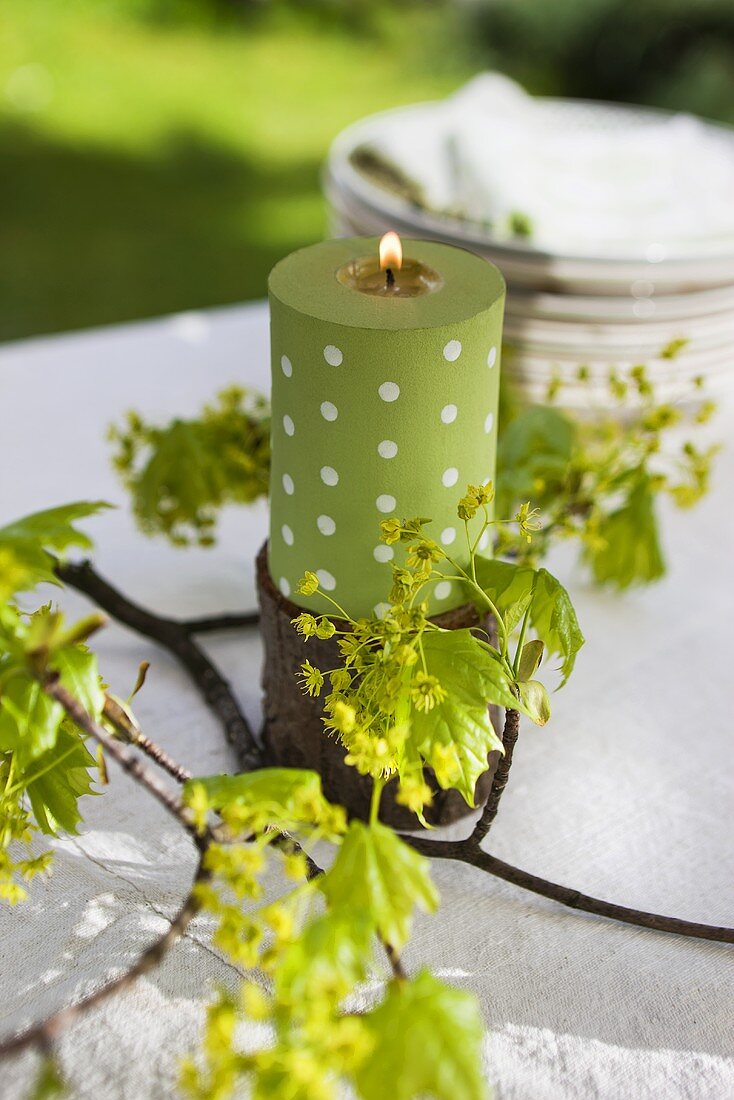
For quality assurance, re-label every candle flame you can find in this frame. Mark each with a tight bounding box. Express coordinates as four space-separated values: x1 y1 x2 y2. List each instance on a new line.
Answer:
379 231 403 272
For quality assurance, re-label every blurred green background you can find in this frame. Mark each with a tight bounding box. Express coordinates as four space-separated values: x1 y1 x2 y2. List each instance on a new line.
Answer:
2 0 733 342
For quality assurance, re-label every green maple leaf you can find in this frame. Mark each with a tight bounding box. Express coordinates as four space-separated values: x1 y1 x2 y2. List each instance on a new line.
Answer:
275 909 373 1007
186 767 338 833
26 725 98 835
0 645 103 764
320 821 438 951
584 475 665 589
0 501 109 600
356 969 487 1100
474 559 584 686
409 630 526 804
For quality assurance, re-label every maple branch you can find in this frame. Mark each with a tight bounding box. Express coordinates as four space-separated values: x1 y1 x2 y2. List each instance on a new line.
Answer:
56 559 262 770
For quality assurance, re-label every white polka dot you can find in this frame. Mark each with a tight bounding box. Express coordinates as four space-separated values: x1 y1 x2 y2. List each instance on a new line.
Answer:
441 404 458 424
317 514 336 536
282 473 294 495
487 346 497 368
283 414 295 437
374 602 391 620
316 569 336 591
484 412 494 434
279 577 291 597
321 401 338 422
443 340 462 362
478 530 490 551
440 527 456 546
376 494 396 513
378 439 398 459
373 544 394 563
442 467 459 488
434 581 452 601
324 345 343 366
281 355 293 377
321 466 339 486
378 381 400 402
281 524 294 546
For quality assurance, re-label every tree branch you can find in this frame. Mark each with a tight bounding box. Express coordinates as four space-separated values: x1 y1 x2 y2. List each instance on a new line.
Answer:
470 708 520 845
403 836 734 945
56 560 262 770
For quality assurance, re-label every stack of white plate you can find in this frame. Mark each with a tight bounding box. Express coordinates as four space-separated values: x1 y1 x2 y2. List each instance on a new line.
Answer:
325 81 734 406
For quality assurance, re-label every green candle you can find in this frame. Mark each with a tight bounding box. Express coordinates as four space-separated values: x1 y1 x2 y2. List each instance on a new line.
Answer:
268 235 505 618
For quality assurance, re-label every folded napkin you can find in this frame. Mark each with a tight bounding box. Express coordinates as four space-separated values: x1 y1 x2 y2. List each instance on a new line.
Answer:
360 74 734 258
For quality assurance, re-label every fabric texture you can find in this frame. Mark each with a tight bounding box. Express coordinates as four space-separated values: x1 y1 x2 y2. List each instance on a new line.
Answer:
0 303 731 1099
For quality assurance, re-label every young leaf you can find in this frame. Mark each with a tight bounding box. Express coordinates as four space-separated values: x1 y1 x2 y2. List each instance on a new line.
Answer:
517 639 544 682
409 630 526 804
0 678 63 763
517 680 551 726
529 568 585 685
585 475 665 589
319 821 438 951
0 501 109 598
26 725 98 835
470 558 536 634
275 909 373 1007
474 559 584 686
186 768 338 833
356 969 487 1100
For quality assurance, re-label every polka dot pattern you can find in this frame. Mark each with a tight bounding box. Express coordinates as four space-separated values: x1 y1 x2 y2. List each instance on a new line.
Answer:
270 312 501 620
317 514 336 536
378 381 400 402
378 440 398 459
323 345 343 366
316 569 336 591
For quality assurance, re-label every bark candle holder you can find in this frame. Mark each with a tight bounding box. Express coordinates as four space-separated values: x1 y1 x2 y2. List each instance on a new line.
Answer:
259 235 505 825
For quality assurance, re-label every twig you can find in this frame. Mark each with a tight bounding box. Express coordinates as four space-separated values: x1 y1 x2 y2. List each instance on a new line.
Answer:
470 708 520 845
403 836 734 945
47 675 198 833
56 560 262 770
182 611 260 633
103 694 192 784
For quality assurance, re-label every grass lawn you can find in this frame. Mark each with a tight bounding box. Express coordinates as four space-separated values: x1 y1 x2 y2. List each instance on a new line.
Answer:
0 2 471 341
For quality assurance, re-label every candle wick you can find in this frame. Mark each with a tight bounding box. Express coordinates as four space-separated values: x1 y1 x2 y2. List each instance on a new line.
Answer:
385 267 395 289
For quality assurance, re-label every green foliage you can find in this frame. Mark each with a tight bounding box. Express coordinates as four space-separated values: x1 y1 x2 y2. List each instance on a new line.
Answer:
320 820 438 951
356 969 487 1100
473 559 584 685
0 501 109 603
0 504 106 903
109 387 270 546
293 488 581 813
496 368 718 590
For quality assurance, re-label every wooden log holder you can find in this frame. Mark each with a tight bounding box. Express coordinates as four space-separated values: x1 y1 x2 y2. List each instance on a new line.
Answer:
256 542 502 828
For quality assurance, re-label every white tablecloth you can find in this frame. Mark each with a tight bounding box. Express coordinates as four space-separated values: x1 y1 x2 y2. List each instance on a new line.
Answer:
0 304 732 1099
